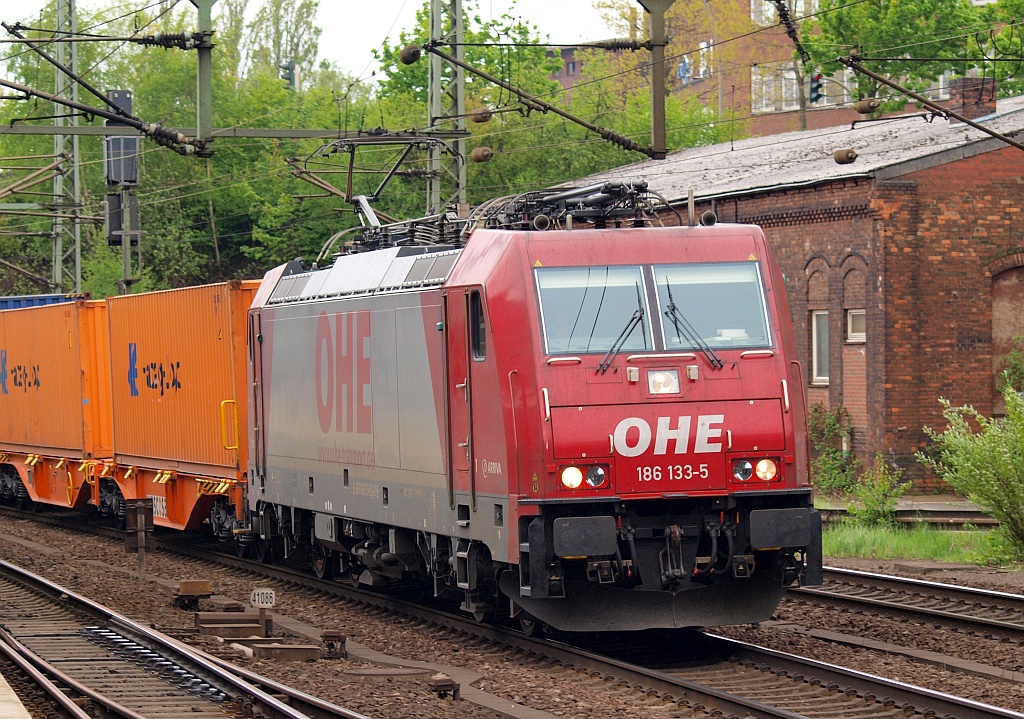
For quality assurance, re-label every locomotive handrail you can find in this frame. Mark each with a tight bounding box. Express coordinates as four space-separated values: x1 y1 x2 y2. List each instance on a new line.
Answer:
625 352 697 361
740 350 775 358
542 388 550 423
220 399 239 450
546 357 582 365
781 379 790 414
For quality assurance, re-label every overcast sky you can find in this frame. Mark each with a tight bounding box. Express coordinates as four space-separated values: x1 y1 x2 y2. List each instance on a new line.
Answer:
9 1 616 80
322 0 615 80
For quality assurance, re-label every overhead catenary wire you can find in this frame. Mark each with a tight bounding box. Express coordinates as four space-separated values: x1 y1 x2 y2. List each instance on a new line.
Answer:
2 0 1007 233
3 0 184 139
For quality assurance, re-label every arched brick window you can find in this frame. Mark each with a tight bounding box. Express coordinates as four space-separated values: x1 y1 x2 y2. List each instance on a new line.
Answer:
841 267 867 446
991 265 1024 415
807 269 829 385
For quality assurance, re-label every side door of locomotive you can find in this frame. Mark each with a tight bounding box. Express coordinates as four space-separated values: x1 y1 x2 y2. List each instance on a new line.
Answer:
443 287 485 514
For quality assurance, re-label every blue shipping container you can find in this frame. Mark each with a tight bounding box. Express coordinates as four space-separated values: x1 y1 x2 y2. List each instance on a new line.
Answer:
0 294 84 310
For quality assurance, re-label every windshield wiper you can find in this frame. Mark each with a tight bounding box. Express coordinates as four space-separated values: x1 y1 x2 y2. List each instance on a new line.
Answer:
663 281 724 369
596 283 646 373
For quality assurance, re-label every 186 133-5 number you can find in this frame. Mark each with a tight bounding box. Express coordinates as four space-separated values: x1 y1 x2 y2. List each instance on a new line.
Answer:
636 464 709 481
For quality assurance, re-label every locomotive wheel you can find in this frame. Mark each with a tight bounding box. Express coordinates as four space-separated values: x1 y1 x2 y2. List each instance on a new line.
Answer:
518 615 541 637
311 541 336 580
254 535 274 564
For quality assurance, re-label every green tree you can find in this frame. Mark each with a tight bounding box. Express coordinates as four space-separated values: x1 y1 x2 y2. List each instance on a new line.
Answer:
918 390 1024 560
246 0 321 84
975 0 1024 98
372 0 736 203
374 1 558 105
803 0 980 110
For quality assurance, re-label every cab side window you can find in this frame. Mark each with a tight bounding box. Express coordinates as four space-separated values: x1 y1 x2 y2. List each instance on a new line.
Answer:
470 290 486 360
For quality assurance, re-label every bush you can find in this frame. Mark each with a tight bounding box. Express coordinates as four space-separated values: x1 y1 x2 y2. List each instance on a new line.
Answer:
967 528 1023 566
848 453 911 526
808 403 859 494
996 335 1024 393
917 388 1024 560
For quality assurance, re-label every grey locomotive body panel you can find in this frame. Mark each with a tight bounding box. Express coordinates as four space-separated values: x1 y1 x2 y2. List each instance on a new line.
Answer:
252 248 510 558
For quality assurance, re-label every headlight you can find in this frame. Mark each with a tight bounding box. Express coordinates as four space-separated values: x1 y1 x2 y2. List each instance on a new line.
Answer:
647 369 680 394
560 466 583 489
585 465 607 487
732 460 753 481
755 459 778 481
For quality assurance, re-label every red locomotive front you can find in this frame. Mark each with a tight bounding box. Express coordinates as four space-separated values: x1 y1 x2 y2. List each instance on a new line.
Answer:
448 222 821 631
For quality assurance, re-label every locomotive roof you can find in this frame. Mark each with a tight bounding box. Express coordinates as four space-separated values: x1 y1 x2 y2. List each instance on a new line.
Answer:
262 245 461 305
565 96 1024 203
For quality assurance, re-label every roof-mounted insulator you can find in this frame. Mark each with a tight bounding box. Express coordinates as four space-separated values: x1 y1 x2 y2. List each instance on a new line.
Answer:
834 148 858 164
854 98 881 114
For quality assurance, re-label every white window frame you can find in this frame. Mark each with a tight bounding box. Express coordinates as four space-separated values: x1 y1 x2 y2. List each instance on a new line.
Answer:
846 309 866 343
750 62 800 113
751 0 776 25
812 310 829 385
698 40 713 78
924 71 952 101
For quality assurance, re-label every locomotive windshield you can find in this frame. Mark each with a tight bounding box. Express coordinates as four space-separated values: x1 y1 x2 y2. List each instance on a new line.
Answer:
654 262 772 349
535 262 771 355
535 266 653 354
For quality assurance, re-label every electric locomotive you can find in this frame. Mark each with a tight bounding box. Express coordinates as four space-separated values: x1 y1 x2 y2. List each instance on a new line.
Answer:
238 181 822 632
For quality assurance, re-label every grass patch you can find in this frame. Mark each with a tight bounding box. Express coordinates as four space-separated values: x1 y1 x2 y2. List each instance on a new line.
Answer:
823 522 989 564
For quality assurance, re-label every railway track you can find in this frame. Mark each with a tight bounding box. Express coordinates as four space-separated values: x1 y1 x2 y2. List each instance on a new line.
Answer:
790 567 1024 641
3 505 1024 719
527 625 1024 719
0 558 368 719
157 532 1024 719
819 506 998 529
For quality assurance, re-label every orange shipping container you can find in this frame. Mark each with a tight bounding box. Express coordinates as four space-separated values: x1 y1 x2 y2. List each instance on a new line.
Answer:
106 281 258 478
0 300 111 458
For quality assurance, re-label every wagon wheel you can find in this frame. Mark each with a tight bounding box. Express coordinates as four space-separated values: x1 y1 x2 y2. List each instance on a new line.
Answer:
233 535 250 559
311 541 337 580
109 491 127 529
14 490 35 513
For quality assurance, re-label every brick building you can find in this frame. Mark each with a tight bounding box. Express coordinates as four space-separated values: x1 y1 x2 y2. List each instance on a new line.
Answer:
569 96 1024 488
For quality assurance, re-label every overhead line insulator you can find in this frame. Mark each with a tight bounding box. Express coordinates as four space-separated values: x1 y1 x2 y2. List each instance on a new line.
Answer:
133 32 202 50
588 39 653 51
